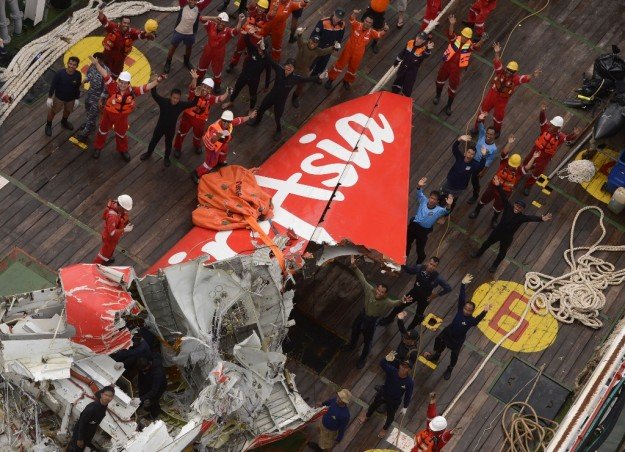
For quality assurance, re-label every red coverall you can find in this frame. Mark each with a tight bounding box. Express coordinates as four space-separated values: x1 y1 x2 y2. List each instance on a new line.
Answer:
411 401 453 451
436 31 479 100
94 200 129 264
261 0 307 60
421 0 442 31
93 76 149 153
523 110 578 188
466 0 498 36
477 56 532 133
173 90 219 152
197 21 239 85
479 152 523 212
196 116 246 177
327 16 384 85
99 13 149 78
229 5 267 67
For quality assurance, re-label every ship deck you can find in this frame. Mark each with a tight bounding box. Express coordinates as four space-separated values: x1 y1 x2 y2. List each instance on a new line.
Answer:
1 0 625 449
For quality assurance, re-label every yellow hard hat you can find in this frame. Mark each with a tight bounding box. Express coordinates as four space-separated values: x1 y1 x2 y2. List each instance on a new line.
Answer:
506 61 519 72
256 0 269 8
461 27 473 39
508 154 522 168
144 19 158 33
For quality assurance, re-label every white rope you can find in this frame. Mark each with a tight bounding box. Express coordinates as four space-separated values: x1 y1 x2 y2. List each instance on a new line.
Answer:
443 206 625 417
0 0 179 126
556 159 597 184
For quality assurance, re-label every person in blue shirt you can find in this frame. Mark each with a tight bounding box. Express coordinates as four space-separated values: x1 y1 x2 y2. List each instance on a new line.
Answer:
309 389 352 451
359 355 414 439
424 274 491 380
406 177 453 264
441 136 487 207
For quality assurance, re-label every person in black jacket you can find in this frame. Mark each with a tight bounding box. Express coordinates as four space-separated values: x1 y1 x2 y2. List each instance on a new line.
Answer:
67 386 115 451
140 75 199 167
247 57 323 140
394 312 420 367
309 9 346 77
471 177 552 273
391 32 433 97
137 356 168 420
46 56 82 136
110 335 152 378
442 135 487 208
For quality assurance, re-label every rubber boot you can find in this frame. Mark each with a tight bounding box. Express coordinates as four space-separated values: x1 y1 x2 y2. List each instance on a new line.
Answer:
469 203 483 219
445 97 454 115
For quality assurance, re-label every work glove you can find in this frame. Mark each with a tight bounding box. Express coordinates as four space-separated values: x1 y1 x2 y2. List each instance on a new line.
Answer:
221 130 230 138
400 407 407 416
334 42 341 50
461 273 473 285
393 58 401 67
74 99 80 109
385 351 397 362
46 97 53 109
123 224 134 233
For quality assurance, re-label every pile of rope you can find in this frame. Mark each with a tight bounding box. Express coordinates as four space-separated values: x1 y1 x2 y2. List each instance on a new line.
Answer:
500 401 559 452
0 0 179 126
556 159 597 183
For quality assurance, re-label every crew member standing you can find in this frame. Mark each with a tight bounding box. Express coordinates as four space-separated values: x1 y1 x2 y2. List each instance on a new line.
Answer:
227 0 269 70
309 8 346 77
45 56 82 136
90 56 163 160
139 86 198 166
292 29 337 107
75 53 108 143
67 386 115 452
471 178 552 272
309 390 352 451
98 8 154 78
197 13 244 93
378 257 451 329
361 0 389 54
475 42 541 136
464 0 498 37
421 0 442 31
223 36 270 112
423 274 490 379
164 0 211 73
411 392 454 451
359 355 414 439
325 10 388 90
261 0 309 61
341 256 412 369
193 109 255 182
391 31 433 97
522 104 580 195
137 357 168 420
394 312 420 367
434 14 485 115
441 136 486 206
469 141 539 228
173 71 228 156
94 195 133 265
406 177 452 264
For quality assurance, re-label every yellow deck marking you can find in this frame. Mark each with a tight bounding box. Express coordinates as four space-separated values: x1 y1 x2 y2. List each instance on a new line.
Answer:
576 148 619 204
418 355 437 369
423 313 443 331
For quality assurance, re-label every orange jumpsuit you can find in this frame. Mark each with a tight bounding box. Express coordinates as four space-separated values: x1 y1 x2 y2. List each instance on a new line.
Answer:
411 402 453 452
99 13 150 78
173 89 219 152
94 76 149 153
94 200 129 264
229 4 267 67
327 16 384 85
196 116 246 177
261 0 307 60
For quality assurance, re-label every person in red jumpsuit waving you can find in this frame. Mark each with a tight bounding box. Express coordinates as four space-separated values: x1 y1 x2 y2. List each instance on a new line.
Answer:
434 15 485 115
227 0 269 71
197 13 245 93
522 103 580 195
464 0 497 38
94 195 133 265
192 109 256 183
90 55 163 161
411 392 453 451
475 42 541 136
261 0 309 61
325 9 388 90
97 7 154 79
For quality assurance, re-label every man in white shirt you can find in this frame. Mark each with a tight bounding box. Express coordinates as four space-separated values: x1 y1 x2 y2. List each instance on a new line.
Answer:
164 0 211 73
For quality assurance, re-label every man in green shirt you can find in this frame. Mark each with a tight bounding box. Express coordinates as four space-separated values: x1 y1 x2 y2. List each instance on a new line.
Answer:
342 257 412 369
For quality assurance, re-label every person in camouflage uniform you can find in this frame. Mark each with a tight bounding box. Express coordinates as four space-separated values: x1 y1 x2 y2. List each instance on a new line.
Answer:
75 53 108 142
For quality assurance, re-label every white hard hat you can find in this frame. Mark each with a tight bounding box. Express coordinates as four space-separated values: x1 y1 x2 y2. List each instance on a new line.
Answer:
118 71 132 82
550 116 564 127
221 110 234 121
202 78 215 88
429 416 448 432
218 12 229 22
117 194 133 211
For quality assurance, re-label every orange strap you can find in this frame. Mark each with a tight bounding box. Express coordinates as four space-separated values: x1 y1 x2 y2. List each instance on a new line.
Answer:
245 215 286 272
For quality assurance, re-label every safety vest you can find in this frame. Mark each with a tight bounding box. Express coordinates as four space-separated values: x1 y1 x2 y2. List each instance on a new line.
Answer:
496 163 522 192
189 95 212 120
534 131 562 156
443 37 472 68
102 30 134 56
101 201 129 239
406 40 427 56
203 120 233 153
412 429 441 452
104 89 136 114
493 72 515 97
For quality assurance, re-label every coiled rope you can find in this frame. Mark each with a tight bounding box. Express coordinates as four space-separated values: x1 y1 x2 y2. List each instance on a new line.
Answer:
0 0 179 126
556 159 597 184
